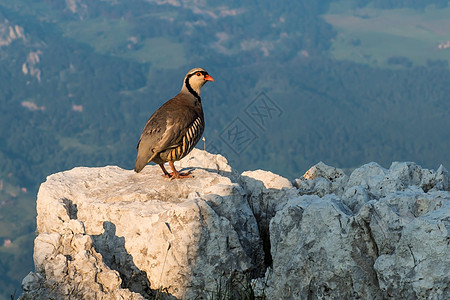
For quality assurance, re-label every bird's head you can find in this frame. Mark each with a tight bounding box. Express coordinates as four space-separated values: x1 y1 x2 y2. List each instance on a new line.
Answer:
181 67 214 98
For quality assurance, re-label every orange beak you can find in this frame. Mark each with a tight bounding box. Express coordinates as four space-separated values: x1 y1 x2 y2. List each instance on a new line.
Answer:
204 74 214 82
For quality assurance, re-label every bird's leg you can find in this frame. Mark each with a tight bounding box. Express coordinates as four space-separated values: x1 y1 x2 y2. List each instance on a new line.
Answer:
159 163 171 178
168 161 192 179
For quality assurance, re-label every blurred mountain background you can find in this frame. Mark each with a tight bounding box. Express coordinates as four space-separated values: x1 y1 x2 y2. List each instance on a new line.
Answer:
1 0 449 298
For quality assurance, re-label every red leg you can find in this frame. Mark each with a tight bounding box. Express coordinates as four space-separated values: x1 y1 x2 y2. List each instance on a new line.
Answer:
159 164 171 178
168 161 191 179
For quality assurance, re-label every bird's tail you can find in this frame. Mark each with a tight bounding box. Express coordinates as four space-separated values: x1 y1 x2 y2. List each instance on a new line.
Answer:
134 159 146 173
134 150 157 173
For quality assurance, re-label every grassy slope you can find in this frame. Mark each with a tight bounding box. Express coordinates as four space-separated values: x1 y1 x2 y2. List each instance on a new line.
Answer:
323 1 450 67
61 17 187 68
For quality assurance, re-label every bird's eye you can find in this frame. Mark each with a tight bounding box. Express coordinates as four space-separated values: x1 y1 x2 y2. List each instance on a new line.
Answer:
196 72 202 76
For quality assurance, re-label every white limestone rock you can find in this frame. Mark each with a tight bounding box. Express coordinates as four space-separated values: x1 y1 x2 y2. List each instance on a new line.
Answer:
293 161 349 197
342 161 450 214
21 272 42 292
266 162 450 299
239 169 297 273
359 189 450 298
344 162 385 200
239 169 295 221
374 208 450 299
22 223 144 300
21 154 450 300
22 152 261 299
265 194 381 299
342 184 371 213
346 161 450 199
434 164 450 191
175 148 234 175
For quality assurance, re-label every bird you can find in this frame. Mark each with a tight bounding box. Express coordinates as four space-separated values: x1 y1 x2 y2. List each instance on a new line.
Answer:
134 68 214 179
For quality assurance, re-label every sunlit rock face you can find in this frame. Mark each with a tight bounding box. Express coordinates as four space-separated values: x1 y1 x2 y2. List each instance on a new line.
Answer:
21 149 262 299
20 150 450 300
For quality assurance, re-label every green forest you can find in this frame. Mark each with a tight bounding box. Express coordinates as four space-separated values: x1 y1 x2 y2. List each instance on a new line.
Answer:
0 0 449 298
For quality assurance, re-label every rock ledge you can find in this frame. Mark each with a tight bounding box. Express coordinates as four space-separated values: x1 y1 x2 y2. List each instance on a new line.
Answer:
21 150 450 299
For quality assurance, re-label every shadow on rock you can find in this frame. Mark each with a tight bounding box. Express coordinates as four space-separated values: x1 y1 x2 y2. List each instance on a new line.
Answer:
92 221 176 299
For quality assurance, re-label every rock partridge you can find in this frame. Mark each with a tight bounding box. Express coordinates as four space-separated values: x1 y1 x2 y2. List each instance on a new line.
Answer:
134 68 214 179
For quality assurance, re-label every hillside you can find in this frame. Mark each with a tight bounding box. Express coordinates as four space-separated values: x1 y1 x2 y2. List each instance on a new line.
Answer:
325 0 450 67
1 0 450 298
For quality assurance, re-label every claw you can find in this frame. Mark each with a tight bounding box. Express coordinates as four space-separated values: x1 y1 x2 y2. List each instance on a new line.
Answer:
160 162 192 179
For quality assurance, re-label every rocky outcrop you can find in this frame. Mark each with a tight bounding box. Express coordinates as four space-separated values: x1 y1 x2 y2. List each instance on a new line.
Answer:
21 150 450 299
21 150 262 299
265 161 450 299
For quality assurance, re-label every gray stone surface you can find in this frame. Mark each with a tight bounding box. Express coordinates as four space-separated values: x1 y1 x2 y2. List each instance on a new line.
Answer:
294 161 349 197
264 161 450 299
266 195 381 299
21 155 450 299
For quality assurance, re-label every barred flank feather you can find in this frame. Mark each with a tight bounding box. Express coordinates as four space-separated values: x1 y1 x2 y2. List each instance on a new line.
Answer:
169 117 203 161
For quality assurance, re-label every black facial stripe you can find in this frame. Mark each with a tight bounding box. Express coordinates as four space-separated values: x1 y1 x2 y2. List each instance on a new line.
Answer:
187 70 208 77
185 73 201 101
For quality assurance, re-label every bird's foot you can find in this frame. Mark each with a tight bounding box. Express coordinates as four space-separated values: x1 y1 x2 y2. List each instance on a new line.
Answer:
157 161 194 179
161 171 192 179
172 173 192 180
